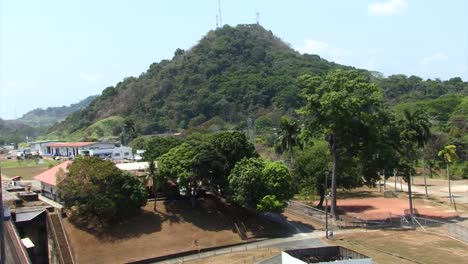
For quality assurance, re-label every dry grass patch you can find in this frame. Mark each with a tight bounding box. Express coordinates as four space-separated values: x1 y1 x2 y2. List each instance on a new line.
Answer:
184 248 280 264
329 230 468 264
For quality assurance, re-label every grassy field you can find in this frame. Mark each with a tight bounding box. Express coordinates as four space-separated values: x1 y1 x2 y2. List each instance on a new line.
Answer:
0 159 59 180
329 230 468 264
184 248 280 264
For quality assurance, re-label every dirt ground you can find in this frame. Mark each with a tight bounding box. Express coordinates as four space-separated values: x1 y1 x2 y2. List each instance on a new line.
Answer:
330 230 468 264
63 198 285 264
337 196 460 221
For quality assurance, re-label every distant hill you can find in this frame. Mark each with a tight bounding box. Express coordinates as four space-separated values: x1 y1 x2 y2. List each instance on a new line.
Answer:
0 95 97 144
19 95 98 127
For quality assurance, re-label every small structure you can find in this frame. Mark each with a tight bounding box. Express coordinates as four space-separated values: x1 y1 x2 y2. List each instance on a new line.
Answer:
116 161 151 177
33 161 72 202
282 246 372 264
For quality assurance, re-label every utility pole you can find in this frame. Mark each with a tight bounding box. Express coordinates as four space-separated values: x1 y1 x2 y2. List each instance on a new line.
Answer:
325 171 329 239
0 166 5 264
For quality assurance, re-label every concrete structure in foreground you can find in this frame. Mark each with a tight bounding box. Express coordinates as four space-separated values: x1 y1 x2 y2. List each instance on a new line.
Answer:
281 246 372 264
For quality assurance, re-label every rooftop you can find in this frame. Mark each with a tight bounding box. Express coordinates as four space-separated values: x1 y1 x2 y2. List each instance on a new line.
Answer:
45 142 96 148
33 160 72 186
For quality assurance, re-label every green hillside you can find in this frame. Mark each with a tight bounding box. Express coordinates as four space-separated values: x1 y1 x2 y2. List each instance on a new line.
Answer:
47 24 467 158
0 95 97 145
48 24 352 135
20 95 98 127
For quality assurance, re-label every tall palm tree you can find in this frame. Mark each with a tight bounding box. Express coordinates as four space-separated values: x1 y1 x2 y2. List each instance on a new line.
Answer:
277 117 300 163
403 109 431 196
398 162 416 225
438 145 458 203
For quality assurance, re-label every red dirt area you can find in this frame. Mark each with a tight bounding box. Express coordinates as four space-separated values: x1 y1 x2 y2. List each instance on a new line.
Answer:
337 197 459 220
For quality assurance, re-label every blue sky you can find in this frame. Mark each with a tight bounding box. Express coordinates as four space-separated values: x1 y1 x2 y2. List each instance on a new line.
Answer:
1 0 467 119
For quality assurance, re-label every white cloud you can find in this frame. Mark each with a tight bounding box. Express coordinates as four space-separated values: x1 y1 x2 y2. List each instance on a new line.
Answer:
420 52 448 66
297 39 353 64
368 0 408 16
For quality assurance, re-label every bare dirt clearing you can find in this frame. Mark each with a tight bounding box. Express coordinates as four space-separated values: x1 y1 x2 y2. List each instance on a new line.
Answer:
64 198 286 264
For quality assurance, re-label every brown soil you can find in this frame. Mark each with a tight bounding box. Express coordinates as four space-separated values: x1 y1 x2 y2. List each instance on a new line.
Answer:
63 197 286 264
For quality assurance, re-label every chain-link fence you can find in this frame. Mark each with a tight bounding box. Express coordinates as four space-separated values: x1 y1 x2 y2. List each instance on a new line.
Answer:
286 200 328 225
413 216 468 243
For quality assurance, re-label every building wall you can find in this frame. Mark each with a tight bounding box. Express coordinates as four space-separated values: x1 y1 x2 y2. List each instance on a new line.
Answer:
41 183 58 201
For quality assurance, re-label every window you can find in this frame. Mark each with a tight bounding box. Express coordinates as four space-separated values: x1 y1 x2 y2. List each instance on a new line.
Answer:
114 153 120 157
124 152 129 156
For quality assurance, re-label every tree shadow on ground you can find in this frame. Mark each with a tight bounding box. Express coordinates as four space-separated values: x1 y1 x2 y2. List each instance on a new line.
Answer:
337 190 381 199
67 209 163 242
165 194 293 239
161 197 239 232
338 205 376 213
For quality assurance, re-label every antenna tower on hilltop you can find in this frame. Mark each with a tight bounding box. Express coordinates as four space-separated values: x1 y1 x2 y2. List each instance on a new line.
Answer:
256 11 260 25
218 0 223 27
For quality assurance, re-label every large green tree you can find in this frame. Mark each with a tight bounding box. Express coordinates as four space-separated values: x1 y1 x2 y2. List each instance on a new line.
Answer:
228 157 293 213
299 69 383 218
210 131 258 176
293 141 331 208
158 141 226 204
57 157 147 222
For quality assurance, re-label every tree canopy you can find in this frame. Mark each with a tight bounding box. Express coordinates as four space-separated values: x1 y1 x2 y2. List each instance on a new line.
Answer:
57 157 147 222
300 69 384 218
228 157 293 213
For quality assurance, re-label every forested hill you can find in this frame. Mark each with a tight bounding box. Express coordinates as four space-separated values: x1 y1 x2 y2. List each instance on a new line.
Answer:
48 24 351 135
48 24 467 138
20 95 98 127
0 95 97 144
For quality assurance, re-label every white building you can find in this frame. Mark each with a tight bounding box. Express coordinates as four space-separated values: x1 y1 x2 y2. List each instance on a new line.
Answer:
29 140 62 155
44 142 133 160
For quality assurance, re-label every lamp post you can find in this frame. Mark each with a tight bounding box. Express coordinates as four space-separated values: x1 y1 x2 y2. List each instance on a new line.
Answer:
324 171 329 239
0 165 5 264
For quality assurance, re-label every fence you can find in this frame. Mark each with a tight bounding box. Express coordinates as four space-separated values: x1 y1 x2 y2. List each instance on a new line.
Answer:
286 201 401 230
148 242 279 264
413 216 468 244
286 201 328 225
288 201 468 244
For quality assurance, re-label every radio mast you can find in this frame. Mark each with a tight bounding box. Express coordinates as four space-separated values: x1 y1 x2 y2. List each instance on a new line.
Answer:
218 0 223 27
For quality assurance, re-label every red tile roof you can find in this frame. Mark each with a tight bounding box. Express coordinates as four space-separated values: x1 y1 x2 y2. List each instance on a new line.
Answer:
45 142 96 147
33 161 72 186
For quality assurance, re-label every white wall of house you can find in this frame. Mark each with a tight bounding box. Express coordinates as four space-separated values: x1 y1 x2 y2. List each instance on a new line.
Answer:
111 146 133 160
30 141 61 155
40 182 59 201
